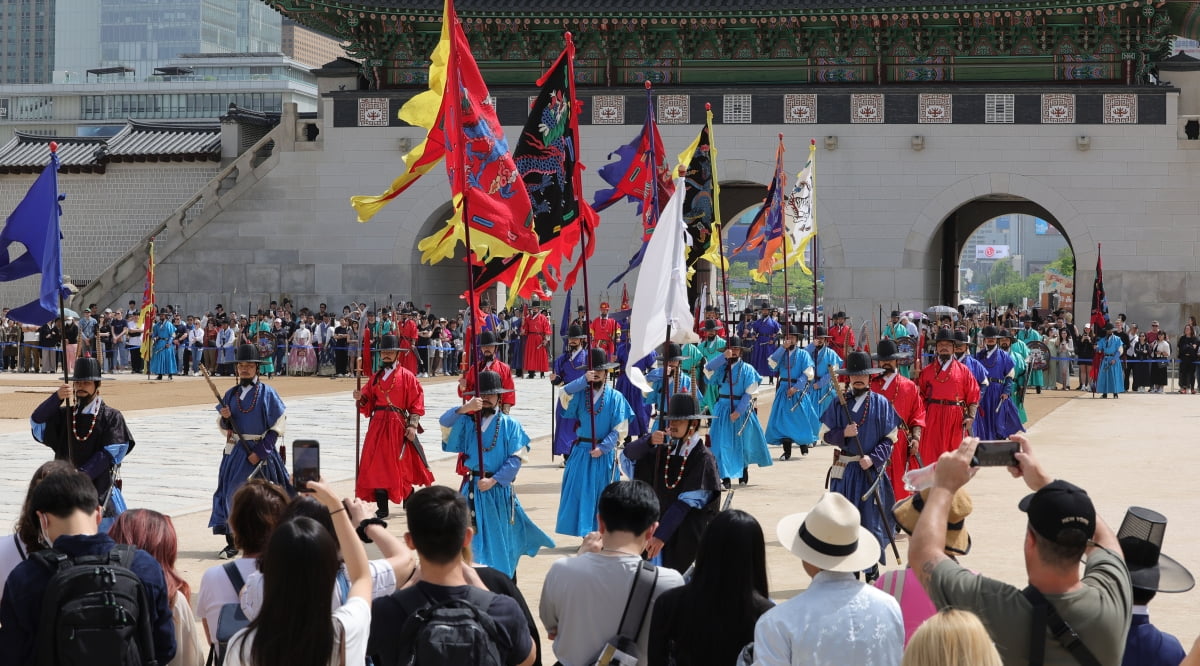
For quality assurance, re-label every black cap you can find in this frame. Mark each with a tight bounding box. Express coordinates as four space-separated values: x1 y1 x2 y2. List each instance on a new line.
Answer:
235 344 263 364
836 351 884 376
465 370 513 396
1018 480 1096 546
70 357 103 382
588 347 619 371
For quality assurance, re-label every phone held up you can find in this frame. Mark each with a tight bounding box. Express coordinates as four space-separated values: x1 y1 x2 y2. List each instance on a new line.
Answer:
972 440 1020 467
293 439 320 491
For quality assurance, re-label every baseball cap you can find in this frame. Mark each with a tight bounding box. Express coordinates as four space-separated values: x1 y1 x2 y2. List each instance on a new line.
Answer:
1018 480 1096 544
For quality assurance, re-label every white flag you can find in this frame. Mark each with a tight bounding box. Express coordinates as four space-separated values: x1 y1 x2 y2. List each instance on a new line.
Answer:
627 176 699 393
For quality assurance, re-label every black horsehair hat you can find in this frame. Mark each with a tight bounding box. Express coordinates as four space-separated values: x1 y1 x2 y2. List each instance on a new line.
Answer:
873 338 911 362
663 393 710 421
235 344 264 364
981 325 1001 339
812 326 831 339
70 357 103 382
465 370 513 396
376 334 401 352
1118 506 1195 594
660 343 686 362
836 350 884 376
725 336 751 351
934 327 957 344
567 324 588 340
478 331 506 347
588 347 620 371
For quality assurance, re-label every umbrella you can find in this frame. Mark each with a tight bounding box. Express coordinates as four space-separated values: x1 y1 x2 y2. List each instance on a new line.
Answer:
58 307 80 320
927 305 959 320
959 298 980 306
900 310 926 321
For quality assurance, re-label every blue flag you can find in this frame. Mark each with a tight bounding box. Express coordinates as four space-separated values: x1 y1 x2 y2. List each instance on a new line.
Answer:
0 151 66 325
559 290 573 339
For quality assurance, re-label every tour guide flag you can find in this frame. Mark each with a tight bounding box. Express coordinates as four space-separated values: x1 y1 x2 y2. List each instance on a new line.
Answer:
351 0 538 266
0 144 67 325
470 35 599 306
625 175 699 393
139 239 156 364
732 135 787 283
677 105 724 280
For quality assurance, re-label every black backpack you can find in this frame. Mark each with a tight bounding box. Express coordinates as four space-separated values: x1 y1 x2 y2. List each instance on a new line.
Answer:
393 587 505 666
32 544 158 666
206 562 251 666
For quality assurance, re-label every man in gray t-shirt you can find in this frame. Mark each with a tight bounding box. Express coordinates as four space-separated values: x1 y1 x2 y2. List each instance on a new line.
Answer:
909 435 1132 665
539 480 684 666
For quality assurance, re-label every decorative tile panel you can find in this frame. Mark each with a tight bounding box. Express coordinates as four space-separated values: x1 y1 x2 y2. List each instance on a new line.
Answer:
850 93 884 123
723 94 752 123
591 95 624 124
357 98 388 127
1041 93 1075 123
918 94 952 123
985 94 1014 123
657 95 690 124
784 94 817 124
1103 94 1137 124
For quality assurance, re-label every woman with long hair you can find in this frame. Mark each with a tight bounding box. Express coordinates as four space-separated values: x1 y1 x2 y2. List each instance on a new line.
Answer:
1056 327 1074 390
901 608 1001 666
225 480 372 666
1178 324 1198 393
109 509 205 666
648 510 773 665
0 460 74 598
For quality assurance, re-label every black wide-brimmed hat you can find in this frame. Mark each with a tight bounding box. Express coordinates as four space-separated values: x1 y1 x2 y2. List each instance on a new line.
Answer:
980 325 1001 339
873 338 911 361
836 351 884 375
567 324 587 340
933 328 957 344
70 357 103 382
659 343 686 362
663 393 710 421
478 331 505 347
784 324 803 337
890 310 901 318
725 336 751 350
376 334 401 351
833 311 847 319
1118 506 1195 594
953 329 970 344
588 347 620 371
812 326 831 339
235 344 264 363
703 320 720 332
465 370 513 396
998 328 1016 339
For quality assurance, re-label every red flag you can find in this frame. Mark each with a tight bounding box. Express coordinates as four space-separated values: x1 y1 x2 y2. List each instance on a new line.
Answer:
360 324 372 376
1089 244 1109 331
621 283 630 311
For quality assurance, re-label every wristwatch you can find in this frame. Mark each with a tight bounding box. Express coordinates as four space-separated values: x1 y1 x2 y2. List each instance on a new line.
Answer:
356 517 387 543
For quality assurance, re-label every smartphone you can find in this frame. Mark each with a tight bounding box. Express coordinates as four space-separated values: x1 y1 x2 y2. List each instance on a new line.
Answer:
292 439 320 491
972 440 1020 467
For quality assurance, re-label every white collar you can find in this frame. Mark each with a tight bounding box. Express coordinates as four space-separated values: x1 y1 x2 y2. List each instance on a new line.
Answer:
670 432 704 457
852 391 869 411
880 373 897 390
480 412 497 432
940 358 954 371
238 379 259 398
381 365 395 381
78 396 102 415
1132 604 1149 616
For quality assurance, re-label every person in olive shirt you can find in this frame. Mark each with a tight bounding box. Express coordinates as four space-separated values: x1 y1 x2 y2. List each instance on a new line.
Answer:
909 434 1131 665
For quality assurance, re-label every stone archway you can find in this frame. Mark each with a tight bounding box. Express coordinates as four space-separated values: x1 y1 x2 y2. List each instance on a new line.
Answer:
407 203 472 316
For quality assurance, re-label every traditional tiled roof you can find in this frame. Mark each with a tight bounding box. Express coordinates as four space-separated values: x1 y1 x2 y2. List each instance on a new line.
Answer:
0 122 220 174
305 0 1047 11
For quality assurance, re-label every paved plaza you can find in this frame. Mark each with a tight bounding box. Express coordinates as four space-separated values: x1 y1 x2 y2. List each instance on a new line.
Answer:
1 372 1195 657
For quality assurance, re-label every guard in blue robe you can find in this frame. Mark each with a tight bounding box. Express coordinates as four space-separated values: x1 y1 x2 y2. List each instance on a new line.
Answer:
972 326 1025 439
765 325 817 460
30 358 134 530
643 343 694 432
1096 326 1125 397
1118 505 1194 666
508 314 524 374
556 349 634 537
953 329 988 389
804 327 843 425
819 351 901 569
1016 324 1044 391
705 336 772 487
209 344 290 558
149 313 178 378
614 339 656 440
750 310 781 379
439 371 554 577
550 326 589 456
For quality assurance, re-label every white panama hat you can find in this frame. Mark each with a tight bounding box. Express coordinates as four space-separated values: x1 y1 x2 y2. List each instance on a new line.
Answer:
776 492 882 573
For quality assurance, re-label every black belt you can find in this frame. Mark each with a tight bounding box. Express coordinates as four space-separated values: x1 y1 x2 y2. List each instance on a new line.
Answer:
373 406 408 415
987 377 1006 382
574 437 600 444
927 399 965 407
470 472 495 479
778 377 803 383
719 394 739 399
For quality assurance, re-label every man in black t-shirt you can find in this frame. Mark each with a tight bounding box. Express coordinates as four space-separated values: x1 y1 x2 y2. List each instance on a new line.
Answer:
368 486 535 666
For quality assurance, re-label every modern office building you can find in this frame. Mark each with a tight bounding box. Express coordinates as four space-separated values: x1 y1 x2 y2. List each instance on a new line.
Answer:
0 0 55 84
280 18 346 70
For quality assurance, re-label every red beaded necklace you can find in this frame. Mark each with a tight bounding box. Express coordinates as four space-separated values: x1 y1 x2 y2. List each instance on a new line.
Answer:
70 404 99 441
663 437 691 489
238 382 261 413
848 391 871 426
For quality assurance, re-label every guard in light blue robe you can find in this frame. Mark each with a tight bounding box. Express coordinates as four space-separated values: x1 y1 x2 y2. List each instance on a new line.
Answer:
550 332 589 456
1096 328 1125 396
765 331 818 459
973 340 1025 439
804 331 843 425
644 364 694 432
615 339 656 439
439 389 554 578
149 316 178 377
820 359 901 566
556 350 634 537
1016 325 1044 389
705 338 772 485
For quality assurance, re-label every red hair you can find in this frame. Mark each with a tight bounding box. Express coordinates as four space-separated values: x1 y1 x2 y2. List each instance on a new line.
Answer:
108 509 189 602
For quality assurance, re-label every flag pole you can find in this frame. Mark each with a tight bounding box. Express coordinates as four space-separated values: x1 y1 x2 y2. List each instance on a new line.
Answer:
711 119 735 426
775 135 792 406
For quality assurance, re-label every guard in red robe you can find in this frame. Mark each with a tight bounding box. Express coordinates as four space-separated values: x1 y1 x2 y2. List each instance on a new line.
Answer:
915 328 980 467
828 311 857 360
354 334 433 517
871 339 926 501
694 306 727 338
522 303 551 377
395 310 420 376
458 331 516 412
590 301 622 361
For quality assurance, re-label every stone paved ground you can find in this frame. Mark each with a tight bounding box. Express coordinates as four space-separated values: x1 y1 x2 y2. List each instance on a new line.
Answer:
2 372 1196 658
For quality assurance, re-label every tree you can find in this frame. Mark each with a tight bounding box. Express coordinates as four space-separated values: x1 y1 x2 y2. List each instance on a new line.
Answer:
1044 246 1075 277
